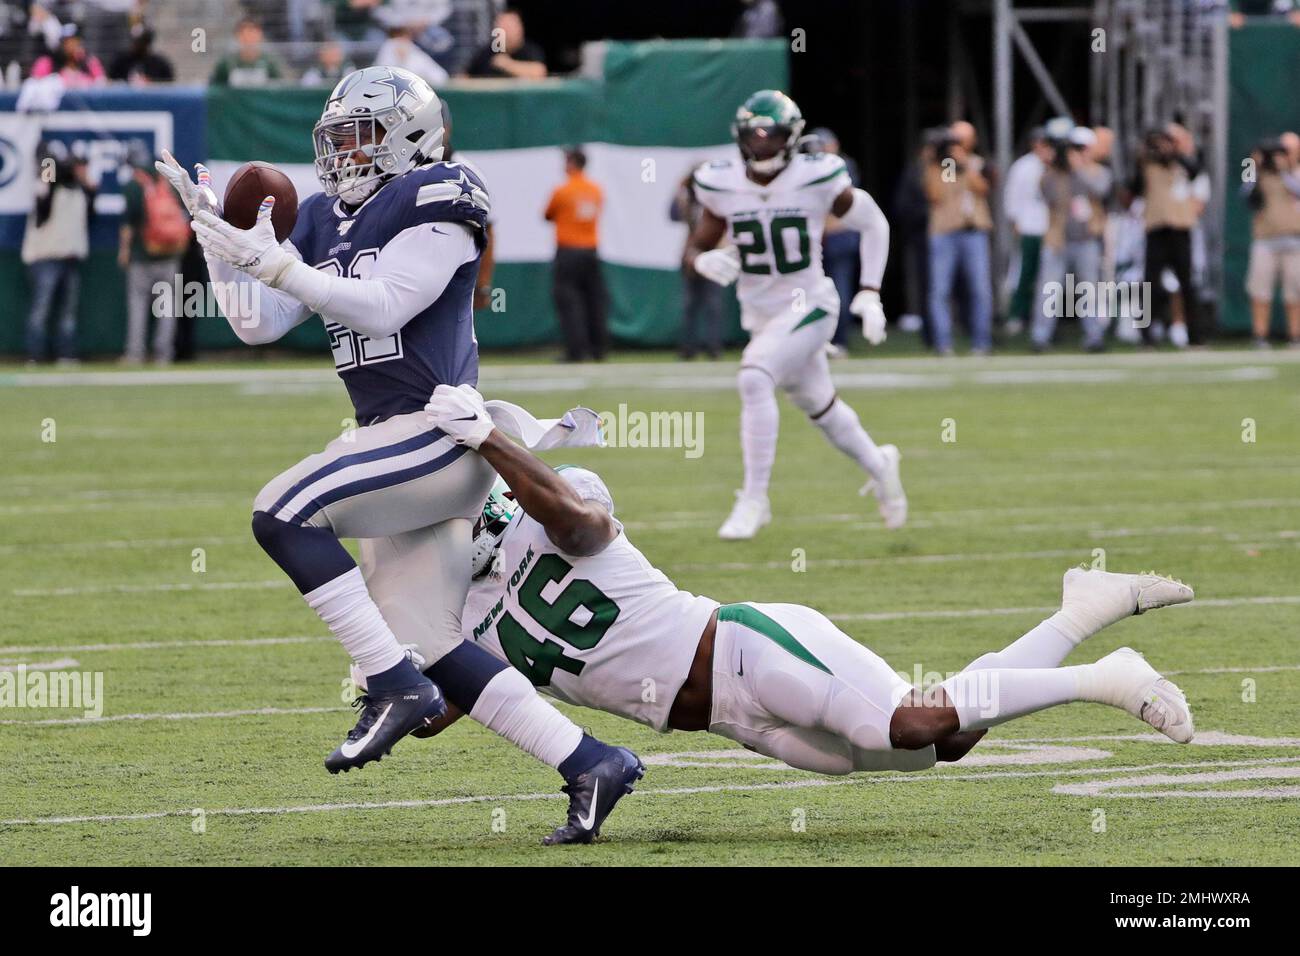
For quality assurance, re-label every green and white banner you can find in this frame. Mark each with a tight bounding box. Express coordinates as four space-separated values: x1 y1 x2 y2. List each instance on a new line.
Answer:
203 39 788 350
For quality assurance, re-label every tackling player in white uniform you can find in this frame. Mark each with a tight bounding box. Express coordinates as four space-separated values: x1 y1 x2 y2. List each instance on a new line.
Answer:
685 90 907 540
404 385 1195 802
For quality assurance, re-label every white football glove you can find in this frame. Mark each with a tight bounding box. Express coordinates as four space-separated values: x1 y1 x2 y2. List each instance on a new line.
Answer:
154 149 220 218
850 289 887 345
192 198 293 286
693 246 741 287
425 383 495 449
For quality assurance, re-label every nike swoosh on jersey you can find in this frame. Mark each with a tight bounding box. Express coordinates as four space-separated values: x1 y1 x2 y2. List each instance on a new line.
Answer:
340 702 393 759
577 780 600 830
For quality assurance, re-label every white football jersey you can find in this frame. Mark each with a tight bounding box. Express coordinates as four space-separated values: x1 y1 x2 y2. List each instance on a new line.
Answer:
462 468 718 732
692 151 850 329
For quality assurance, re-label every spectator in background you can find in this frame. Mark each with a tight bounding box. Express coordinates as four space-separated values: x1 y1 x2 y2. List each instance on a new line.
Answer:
1002 127 1051 337
467 8 545 79
108 24 173 84
300 40 354 86
23 140 95 365
119 141 189 365
1242 136 1300 348
26 4 65 65
1134 125 1204 347
892 136 934 339
1229 0 1300 28
439 0 497 76
923 121 994 354
374 23 449 86
671 168 723 360
30 22 106 86
732 0 783 38
545 147 608 362
209 18 284 87
1033 125 1113 352
330 0 385 43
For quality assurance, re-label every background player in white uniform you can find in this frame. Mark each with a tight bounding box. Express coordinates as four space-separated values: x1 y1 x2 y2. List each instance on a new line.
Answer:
159 68 644 843
412 384 1195 789
685 90 907 540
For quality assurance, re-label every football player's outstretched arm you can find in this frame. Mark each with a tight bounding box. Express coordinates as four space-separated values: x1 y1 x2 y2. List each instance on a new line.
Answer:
833 185 891 344
425 384 618 556
831 186 889 292
193 201 479 341
475 429 618 558
205 255 314 346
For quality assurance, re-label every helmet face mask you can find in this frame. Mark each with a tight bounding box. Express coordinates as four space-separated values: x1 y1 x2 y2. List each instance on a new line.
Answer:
313 66 447 205
732 90 805 176
470 479 519 579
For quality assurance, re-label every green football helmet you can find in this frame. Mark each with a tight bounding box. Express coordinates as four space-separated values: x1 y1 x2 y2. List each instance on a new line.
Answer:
470 477 519 579
732 89 806 176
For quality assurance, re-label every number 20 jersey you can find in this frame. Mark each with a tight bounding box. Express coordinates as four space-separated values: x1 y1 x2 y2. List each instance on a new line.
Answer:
288 161 491 425
462 468 719 732
692 151 849 331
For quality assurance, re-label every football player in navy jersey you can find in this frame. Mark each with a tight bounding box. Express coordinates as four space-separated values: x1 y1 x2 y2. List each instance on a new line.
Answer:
158 67 642 843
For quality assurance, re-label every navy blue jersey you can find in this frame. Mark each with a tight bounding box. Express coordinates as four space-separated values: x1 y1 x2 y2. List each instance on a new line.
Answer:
289 161 491 424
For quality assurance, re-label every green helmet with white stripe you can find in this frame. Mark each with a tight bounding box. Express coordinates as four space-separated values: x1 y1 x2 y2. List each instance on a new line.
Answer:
470 477 520 579
732 89 806 176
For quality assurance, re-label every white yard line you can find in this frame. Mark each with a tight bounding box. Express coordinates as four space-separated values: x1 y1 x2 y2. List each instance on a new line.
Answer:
0 706 346 728
0 635 328 655
4 349 1298 391
4 755 1298 827
12 580 288 598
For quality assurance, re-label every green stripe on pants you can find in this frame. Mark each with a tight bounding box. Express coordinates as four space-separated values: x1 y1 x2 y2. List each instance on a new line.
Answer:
717 603 832 674
791 306 830 332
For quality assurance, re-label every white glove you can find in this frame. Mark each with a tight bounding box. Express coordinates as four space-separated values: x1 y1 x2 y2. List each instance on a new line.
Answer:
192 198 294 286
693 246 741 286
850 289 887 345
425 383 495 449
154 149 220 218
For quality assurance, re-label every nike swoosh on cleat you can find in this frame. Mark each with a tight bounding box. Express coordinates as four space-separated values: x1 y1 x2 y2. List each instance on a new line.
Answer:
339 703 392 759
577 780 600 830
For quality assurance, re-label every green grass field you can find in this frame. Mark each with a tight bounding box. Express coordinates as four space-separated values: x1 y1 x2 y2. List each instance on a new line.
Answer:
2 349 1298 866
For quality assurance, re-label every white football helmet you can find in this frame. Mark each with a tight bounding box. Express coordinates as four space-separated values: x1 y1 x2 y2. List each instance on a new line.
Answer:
313 66 448 205
470 478 520 579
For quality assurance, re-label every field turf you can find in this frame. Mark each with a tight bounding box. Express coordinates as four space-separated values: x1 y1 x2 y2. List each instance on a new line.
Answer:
1 348 1297 865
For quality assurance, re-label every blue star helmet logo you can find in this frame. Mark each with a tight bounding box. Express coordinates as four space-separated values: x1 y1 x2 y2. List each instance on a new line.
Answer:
375 69 426 110
449 168 491 213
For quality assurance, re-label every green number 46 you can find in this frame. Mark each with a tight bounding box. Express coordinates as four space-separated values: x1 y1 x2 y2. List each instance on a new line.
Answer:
495 554 619 687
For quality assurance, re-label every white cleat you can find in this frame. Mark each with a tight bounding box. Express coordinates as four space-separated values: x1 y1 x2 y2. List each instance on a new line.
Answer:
717 492 771 540
1089 647 1195 743
1059 567 1193 639
860 444 907 530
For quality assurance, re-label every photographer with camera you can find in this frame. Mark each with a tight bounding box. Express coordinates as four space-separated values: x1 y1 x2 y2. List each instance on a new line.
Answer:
1134 124 1208 347
922 121 995 355
1032 125 1114 352
1241 137 1300 348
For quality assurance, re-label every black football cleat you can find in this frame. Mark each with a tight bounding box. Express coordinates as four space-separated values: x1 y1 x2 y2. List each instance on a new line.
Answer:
542 746 645 845
326 680 447 774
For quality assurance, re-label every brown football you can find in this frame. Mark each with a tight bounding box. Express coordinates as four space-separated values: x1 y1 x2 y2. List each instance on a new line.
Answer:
222 161 298 242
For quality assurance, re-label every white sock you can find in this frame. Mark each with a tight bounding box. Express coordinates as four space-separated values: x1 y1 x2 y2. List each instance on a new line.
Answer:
940 666 1085 732
960 615 1078 672
304 567 404 676
813 398 887 481
469 667 583 770
738 367 779 500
